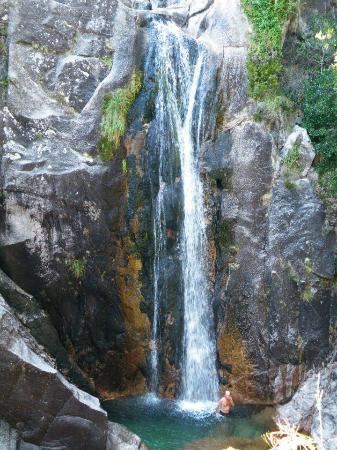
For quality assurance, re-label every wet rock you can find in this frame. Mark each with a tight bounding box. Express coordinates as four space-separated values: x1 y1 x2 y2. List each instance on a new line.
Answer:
219 376 228 385
0 0 335 409
0 268 93 391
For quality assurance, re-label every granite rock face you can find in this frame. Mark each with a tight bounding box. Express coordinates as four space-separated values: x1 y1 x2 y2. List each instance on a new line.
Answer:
0 0 149 396
0 0 335 408
210 120 336 402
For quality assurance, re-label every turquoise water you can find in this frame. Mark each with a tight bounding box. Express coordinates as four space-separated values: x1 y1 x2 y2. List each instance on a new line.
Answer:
104 396 274 450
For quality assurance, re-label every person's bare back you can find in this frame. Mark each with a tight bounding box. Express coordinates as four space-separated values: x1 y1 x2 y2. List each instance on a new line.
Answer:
217 390 234 415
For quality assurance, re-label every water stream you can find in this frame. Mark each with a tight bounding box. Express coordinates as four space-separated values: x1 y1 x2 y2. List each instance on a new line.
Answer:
149 16 218 402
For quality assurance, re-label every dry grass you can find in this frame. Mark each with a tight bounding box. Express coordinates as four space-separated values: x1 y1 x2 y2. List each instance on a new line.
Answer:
263 418 318 450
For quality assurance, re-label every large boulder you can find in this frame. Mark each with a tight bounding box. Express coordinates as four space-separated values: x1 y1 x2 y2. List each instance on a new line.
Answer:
278 363 337 450
0 293 146 449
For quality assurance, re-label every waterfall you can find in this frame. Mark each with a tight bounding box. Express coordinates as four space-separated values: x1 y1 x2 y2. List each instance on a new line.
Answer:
179 52 218 403
149 18 218 403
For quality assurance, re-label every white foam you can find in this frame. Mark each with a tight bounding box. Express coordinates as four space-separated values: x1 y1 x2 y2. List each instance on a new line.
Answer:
178 400 217 416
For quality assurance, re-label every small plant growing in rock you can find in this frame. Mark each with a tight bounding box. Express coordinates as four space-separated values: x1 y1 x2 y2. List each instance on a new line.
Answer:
68 258 86 280
0 77 9 87
100 56 113 70
284 179 296 190
122 159 127 175
284 143 302 171
98 70 143 161
303 289 314 303
254 95 293 125
32 41 49 54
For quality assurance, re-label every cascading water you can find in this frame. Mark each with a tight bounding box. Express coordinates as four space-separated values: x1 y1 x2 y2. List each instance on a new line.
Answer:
179 52 218 403
148 17 218 403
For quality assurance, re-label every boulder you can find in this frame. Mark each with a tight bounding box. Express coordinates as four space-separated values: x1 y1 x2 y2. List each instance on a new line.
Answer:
278 363 337 450
107 422 148 450
0 293 146 449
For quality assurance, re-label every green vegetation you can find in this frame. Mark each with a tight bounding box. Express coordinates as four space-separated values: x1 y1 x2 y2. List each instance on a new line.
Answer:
303 287 314 303
301 68 337 196
292 13 337 199
244 3 337 200
0 77 9 88
68 258 86 280
318 168 337 198
0 24 7 56
0 24 6 37
284 179 296 190
122 159 127 175
98 70 143 161
241 0 296 99
296 15 337 74
253 94 293 123
284 142 301 171
32 41 49 54
100 56 113 70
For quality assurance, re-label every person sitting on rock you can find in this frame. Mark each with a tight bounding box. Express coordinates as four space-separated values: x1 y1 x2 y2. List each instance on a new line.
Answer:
217 390 234 416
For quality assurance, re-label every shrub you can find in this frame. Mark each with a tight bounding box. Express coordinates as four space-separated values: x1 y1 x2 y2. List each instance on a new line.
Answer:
296 15 337 73
241 0 296 99
301 68 337 176
287 12 337 199
254 95 293 124
284 179 296 190
318 168 337 199
98 70 143 161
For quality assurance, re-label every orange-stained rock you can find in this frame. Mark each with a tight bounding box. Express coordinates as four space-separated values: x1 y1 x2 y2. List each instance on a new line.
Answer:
217 324 258 404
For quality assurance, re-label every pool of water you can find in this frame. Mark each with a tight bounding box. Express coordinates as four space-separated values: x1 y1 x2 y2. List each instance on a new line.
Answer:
103 395 275 450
